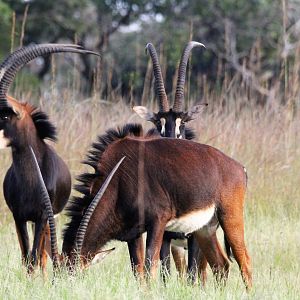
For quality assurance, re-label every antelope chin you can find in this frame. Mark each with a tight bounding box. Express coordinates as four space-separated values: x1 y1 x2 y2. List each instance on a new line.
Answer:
0 130 10 149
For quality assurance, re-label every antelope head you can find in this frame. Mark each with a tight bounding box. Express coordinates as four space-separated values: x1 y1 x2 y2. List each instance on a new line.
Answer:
0 44 99 149
133 41 207 139
30 146 124 272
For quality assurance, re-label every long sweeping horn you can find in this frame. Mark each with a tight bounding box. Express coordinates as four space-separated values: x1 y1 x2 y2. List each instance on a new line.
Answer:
29 146 59 269
75 157 126 255
0 43 100 109
173 41 205 112
145 43 169 112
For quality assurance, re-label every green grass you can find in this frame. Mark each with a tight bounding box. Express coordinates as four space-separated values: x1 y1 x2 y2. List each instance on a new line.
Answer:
0 96 299 299
0 214 299 299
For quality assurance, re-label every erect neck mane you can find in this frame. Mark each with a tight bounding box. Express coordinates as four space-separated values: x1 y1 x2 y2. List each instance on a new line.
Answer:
62 123 145 253
31 108 57 142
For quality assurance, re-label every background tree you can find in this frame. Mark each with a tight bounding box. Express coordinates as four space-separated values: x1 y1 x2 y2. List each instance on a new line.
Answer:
0 0 299 106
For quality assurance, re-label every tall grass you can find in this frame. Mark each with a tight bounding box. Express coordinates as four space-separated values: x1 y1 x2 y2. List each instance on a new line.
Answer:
0 46 299 298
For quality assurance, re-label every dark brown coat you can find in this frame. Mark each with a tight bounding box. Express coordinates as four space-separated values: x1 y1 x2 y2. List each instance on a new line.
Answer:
62 124 252 288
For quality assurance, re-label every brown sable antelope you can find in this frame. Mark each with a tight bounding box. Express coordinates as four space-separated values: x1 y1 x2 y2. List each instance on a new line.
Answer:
133 41 209 282
0 44 99 273
34 123 251 289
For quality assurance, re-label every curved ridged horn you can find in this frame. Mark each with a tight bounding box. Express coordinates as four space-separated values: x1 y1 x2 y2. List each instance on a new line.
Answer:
173 41 205 112
75 156 126 255
145 43 169 112
0 44 100 109
29 146 59 269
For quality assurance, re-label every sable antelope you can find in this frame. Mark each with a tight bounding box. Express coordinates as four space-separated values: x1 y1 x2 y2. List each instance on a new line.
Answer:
0 44 99 273
133 41 208 282
133 41 207 139
35 123 252 289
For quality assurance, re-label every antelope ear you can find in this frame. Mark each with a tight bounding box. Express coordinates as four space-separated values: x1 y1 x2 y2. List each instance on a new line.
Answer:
133 106 154 121
185 103 208 121
12 106 24 119
6 96 24 119
91 247 115 265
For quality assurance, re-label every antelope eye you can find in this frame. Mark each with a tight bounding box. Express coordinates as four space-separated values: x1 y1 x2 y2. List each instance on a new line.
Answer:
0 115 9 121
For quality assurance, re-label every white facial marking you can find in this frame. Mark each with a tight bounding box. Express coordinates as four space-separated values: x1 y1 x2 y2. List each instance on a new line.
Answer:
175 118 182 138
91 248 115 265
160 118 166 135
0 68 7 81
0 130 9 149
166 204 215 235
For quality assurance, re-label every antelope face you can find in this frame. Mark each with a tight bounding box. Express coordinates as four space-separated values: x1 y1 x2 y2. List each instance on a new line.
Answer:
153 111 187 139
61 248 116 273
133 106 188 138
133 104 207 139
0 105 33 149
0 109 16 148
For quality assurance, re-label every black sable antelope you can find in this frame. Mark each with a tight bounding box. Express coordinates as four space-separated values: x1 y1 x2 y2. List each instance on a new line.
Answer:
133 41 207 139
134 42 250 285
0 44 99 273
35 124 252 289
133 41 209 282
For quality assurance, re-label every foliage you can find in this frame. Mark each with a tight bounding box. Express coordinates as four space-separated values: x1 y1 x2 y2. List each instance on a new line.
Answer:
0 1 299 104
0 1 12 57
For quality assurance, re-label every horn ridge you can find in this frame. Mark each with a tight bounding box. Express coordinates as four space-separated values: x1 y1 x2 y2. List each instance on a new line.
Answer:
29 146 59 269
0 44 100 105
173 41 205 112
75 156 126 255
145 43 169 112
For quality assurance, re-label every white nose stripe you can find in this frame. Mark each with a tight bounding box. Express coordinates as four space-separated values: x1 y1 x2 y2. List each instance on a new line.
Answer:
0 130 9 149
175 118 182 138
160 118 166 135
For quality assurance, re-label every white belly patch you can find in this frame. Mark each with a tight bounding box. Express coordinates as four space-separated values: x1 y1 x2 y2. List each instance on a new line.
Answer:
0 130 9 149
166 204 215 235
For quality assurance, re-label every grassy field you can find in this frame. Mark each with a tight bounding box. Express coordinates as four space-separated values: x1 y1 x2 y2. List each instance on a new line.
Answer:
0 89 299 299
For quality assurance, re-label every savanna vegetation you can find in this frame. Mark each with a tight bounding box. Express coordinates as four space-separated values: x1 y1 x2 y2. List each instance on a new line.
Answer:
0 0 299 299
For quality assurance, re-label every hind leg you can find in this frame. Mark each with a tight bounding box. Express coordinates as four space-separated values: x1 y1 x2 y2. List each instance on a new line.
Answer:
187 235 208 285
171 245 186 278
15 219 30 266
38 224 50 277
160 236 171 282
195 229 230 285
127 236 145 279
31 216 49 274
219 215 252 290
145 218 168 279
198 254 208 286
187 235 200 284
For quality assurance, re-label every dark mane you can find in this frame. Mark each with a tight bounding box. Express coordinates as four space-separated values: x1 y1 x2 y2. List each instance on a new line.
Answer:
185 127 196 140
145 127 161 138
31 109 57 142
62 123 143 249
